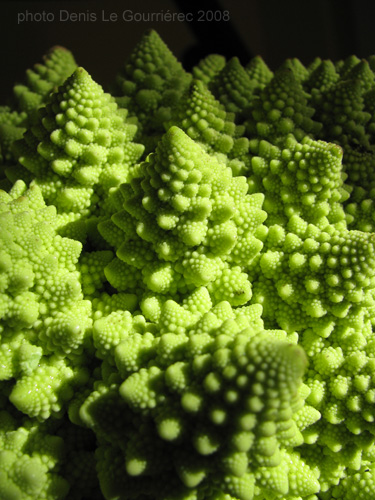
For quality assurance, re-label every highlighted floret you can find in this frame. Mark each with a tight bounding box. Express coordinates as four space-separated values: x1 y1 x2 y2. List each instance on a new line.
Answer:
100 126 266 311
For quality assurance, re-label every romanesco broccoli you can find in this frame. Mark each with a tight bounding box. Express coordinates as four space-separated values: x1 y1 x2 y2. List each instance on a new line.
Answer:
2 28 375 500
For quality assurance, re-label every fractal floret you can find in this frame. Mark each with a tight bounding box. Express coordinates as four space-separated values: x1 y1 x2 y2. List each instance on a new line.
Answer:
0 46 77 169
0 181 90 420
81 296 319 500
99 126 266 311
9 67 144 241
113 29 192 152
2 29 375 500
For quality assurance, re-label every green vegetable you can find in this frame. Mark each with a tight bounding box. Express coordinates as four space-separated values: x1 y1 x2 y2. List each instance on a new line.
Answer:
0 46 77 170
2 28 375 499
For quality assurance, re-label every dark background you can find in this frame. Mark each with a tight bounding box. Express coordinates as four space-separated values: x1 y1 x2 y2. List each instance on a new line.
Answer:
0 0 373 102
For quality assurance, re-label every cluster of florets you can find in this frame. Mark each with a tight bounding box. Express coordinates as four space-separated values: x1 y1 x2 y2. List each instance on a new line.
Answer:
2 29 375 500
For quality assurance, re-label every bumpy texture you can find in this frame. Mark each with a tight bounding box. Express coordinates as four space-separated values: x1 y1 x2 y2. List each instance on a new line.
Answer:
0 181 90 420
0 47 77 169
0 108 27 169
114 29 192 152
192 54 226 85
0 405 102 500
243 55 375 496
166 79 251 176
99 126 266 312
0 411 69 500
3 32 375 500
245 56 274 91
210 57 257 122
246 134 347 227
245 67 322 144
309 58 375 235
13 46 78 122
80 297 319 500
9 67 144 240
